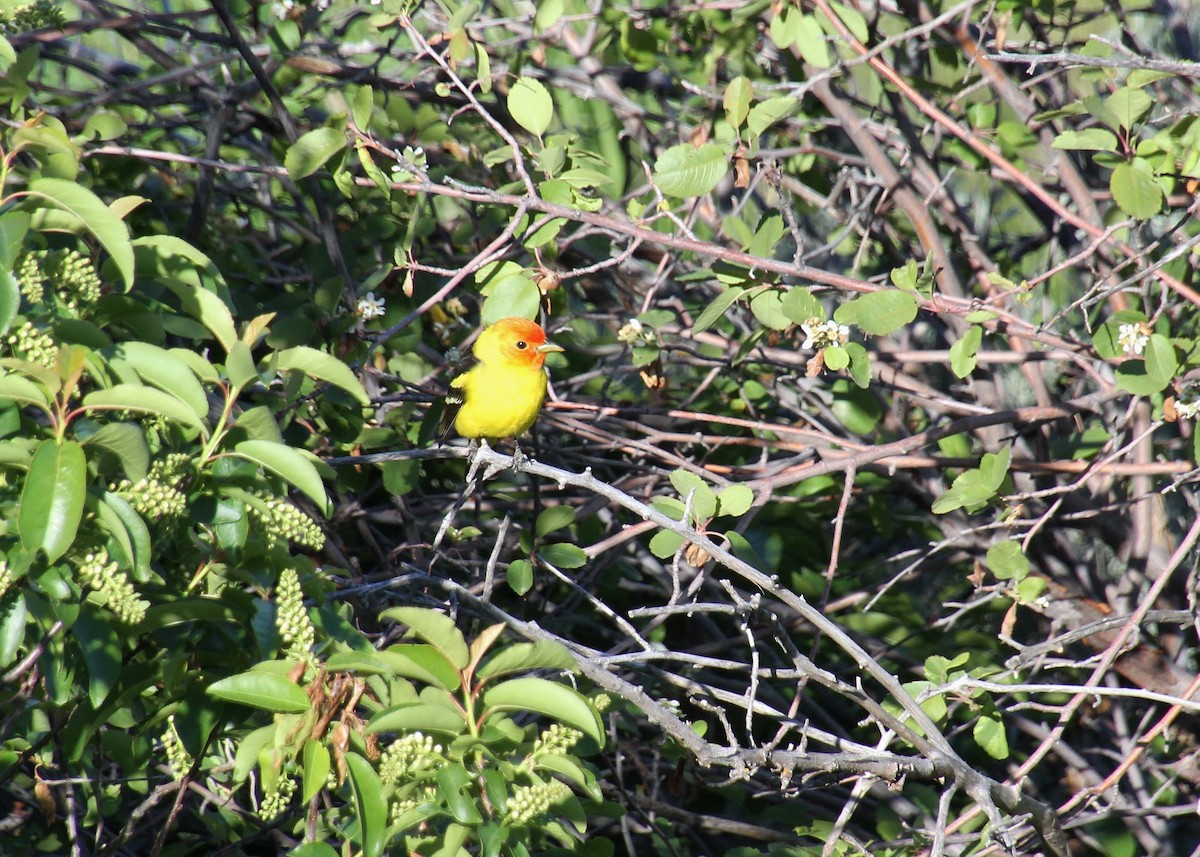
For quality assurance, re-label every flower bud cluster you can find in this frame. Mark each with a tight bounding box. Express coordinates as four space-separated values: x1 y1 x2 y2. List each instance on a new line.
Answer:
115 476 187 520
259 772 296 820
162 714 193 779
529 723 583 760
379 731 442 783
77 550 147 624
0 0 65 34
389 785 437 824
617 318 660 347
17 248 102 311
504 779 570 825
591 692 611 713
252 493 325 551
7 322 57 367
275 568 315 664
0 561 11 598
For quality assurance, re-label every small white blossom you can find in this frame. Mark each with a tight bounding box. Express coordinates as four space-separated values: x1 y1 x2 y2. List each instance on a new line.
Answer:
1176 398 1200 420
801 318 850 350
271 0 294 19
357 292 386 320
1117 322 1151 356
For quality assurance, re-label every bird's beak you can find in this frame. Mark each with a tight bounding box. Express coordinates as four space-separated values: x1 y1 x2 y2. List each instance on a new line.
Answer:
536 342 565 354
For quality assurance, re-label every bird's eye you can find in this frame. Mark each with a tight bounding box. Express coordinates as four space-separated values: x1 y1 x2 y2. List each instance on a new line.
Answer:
515 340 528 349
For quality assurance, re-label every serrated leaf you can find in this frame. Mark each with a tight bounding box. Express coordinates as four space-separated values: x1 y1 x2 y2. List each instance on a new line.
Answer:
206 671 311 712
19 440 86 563
716 484 753 517
508 77 553 137
540 543 587 569
723 76 752 131
506 558 533 595
483 676 604 746
649 529 684 558
379 607 469 669
834 290 918 336
274 345 369 405
653 143 728 198
973 712 1009 759
1110 158 1163 219
285 127 347 180
1051 128 1119 151
1105 87 1153 131
25 178 134 290
949 326 983 379
232 440 329 513
986 540 1029 581
746 96 798 138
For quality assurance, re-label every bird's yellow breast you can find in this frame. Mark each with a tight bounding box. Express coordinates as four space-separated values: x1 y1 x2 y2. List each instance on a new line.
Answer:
451 360 549 440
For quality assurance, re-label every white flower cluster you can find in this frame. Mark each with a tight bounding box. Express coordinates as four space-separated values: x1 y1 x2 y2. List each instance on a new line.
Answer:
801 318 849 350
357 291 386 321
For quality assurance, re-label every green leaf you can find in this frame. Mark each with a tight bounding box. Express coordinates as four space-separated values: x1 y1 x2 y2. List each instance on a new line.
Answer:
536 506 576 537
794 13 831 67
0 374 51 413
1105 87 1153 131
232 440 329 514
1144 333 1177 384
0 269 18 338
931 471 995 515
979 444 1012 490
649 529 684 558
19 439 86 563
98 491 152 582
285 127 347 181
540 543 587 569
1110 158 1163 219
83 385 207 434
0 594 27 669
324 651 394 676
24 178 134 290
302 739 331 802
508 77 553 137
206 671 311 712
113 342 208 418
723 76 753 131
379 607 469 669
781 287 823 325
716 484 753 517
692 287 746 334
823 345 849 370
367 702 468 736
477 639 575 681
973 712 1009 760
746 96 798 138
949 325 983 379
162 279 238 352
377 643 462 691
1091 310 1146 359
834 290 918 336
670 470 717 522
653 143 728 198
506 558 534 595
437 764 484 824
480 274 541 325
81 423 150 481
345 751 388 857
483 676 604 746
1051 128 1119 151
986 540 1029 581
73 606 122 708
749 288 790 330
845 341 871 388
274 346 370 405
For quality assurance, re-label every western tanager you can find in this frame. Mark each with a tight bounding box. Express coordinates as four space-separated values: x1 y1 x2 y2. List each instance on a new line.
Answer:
438 317 563 442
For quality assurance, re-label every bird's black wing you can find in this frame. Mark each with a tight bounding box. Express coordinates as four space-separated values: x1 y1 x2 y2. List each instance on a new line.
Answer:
436 351 479 445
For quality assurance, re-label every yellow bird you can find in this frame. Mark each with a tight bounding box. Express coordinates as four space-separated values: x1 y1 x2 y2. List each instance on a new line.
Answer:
438 317 563 443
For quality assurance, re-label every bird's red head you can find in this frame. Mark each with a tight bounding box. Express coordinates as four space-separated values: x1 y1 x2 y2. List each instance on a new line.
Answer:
478 317 563 367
